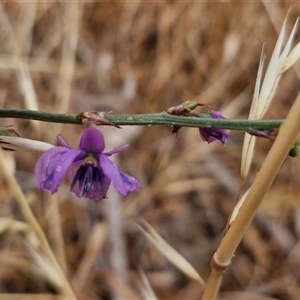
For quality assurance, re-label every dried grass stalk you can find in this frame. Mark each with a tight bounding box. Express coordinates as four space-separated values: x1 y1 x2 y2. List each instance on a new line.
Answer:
202 92 300 299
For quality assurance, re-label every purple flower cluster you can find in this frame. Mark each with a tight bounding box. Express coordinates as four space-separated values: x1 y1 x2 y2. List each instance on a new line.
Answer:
35 127 140 200
166 102 230 144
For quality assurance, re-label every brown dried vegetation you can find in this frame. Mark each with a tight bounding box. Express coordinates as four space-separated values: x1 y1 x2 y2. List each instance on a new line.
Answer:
0 1 300 299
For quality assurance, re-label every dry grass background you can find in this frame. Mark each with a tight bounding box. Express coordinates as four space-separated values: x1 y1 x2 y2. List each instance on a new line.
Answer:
1 1 300 299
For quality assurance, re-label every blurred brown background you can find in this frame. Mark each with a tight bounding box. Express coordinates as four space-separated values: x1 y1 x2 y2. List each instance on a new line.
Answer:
1 1 300 299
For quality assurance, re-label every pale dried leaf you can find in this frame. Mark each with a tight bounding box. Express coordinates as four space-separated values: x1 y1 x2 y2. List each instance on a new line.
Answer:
260 18 299 118
241 134 256 183
254 18 287 119
281 40 300 73
0 135 53 152
249 47 265 120
241 49 264 181
241 17 299 181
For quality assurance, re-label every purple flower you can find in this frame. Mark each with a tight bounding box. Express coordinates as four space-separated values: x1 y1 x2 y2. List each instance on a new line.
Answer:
199 110 230 145
35 127 140 200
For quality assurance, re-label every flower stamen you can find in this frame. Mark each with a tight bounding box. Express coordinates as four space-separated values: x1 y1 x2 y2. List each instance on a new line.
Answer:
71 159 102 198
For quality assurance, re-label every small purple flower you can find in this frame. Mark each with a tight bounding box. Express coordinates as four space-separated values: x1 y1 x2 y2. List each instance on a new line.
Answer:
199 110 230 145
35 127 140 200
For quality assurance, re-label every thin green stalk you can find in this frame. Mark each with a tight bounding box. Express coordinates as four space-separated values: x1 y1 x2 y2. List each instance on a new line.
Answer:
0 109 80 124
0 109 283 131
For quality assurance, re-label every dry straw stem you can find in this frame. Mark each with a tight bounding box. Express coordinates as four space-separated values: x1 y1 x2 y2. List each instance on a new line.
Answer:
51 2 82 143
71 222 108 293
202 92 300 299
44 193 67 274
0 2 40 136
0 148 76 299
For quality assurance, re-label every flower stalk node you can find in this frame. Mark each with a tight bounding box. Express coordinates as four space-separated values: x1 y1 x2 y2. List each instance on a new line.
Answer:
80 111 121 128
166 100 207 116
247 129 277 140
166 101 229 144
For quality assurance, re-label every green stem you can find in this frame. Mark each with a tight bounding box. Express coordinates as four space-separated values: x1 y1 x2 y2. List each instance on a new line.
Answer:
0 109 283 131
105 114 282 131
0 109 80 124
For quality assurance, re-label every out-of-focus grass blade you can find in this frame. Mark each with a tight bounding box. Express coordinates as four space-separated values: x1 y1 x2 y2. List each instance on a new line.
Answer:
17 62 40 135
137 267 158 300
138 220 205 287
0 218 29 235
25 239 66 293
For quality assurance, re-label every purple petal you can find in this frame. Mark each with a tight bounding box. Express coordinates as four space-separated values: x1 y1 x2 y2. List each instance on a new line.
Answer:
79 127 105 153
199 110 230 144
199 128 229 145
119 171 141 193
105 144 129 156
210 110 225 119
35 146 82 194
67 160 111 200
57 135 71 148
100 154 140 195
199 128 230 145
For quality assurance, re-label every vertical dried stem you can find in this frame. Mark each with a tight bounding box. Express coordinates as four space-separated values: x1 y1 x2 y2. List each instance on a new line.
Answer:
52 2 82 134
202 92 300 299
106 178 129 298
0 148 76 299
45 193 67 274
